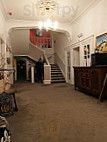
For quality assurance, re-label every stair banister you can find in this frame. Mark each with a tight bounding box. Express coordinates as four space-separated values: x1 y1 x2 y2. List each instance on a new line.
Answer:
29 41 51 84
43 53 51 85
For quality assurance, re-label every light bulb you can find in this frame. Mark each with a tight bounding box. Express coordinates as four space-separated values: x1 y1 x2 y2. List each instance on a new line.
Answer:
39 21 43 30
53 21 58 30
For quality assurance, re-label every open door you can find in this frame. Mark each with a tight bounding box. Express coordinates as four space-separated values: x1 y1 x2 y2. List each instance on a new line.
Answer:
17 60 26 80
66 51 71 83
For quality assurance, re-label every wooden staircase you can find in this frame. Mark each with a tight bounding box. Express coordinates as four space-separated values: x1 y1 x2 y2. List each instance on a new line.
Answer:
51 64 66 83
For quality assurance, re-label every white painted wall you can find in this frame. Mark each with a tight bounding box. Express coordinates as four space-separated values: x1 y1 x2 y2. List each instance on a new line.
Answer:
71 0 107 45
0 2 14 85
53 0 107 85
69 0 107 84
0 3 6 39
9 29 29 55
53 32 70 72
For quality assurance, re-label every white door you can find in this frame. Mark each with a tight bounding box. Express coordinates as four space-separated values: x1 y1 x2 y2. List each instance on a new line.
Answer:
73 47 80 66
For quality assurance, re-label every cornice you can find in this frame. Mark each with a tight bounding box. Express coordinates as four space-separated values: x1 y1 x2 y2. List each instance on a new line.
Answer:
68 0 100 25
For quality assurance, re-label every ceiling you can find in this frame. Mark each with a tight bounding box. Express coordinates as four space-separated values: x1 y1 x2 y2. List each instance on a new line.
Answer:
2 0 94 23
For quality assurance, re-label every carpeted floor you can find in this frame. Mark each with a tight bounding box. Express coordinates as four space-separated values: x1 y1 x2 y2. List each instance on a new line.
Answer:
7 81 107 142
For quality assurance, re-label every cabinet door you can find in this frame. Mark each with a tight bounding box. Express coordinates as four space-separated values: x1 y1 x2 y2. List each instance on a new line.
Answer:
91 69 100 95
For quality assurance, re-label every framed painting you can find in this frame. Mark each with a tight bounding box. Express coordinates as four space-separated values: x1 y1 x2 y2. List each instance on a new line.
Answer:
36 29 43 37
95 33 107 53
7 57 11 65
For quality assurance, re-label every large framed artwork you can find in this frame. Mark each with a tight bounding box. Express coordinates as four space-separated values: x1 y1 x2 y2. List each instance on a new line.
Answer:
95 33 107 53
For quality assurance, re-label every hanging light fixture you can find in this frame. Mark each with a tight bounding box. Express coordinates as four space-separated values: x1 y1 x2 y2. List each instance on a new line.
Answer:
37 0 58 31
36 0 57 16
39 19 58 31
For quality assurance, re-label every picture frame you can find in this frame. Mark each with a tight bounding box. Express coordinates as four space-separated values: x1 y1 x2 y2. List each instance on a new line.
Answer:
36 29 43 37
95 33 107 53
7 57 11 65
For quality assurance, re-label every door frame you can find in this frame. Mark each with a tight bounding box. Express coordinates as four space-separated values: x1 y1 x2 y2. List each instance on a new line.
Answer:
65 47 72 84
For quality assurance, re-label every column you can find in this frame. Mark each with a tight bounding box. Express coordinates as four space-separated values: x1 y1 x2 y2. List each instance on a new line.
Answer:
31 66 35 83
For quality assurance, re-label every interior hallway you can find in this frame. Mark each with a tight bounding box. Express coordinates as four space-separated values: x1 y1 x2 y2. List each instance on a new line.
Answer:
7 81 107 142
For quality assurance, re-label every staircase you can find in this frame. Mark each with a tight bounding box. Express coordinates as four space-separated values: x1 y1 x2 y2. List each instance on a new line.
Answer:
51 64 66 83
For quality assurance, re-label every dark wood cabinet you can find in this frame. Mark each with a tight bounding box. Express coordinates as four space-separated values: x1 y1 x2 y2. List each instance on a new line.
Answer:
73 66 107 96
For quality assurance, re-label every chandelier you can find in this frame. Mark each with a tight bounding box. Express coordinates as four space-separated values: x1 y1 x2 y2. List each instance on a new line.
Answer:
38 19 58 31
36 0 57 16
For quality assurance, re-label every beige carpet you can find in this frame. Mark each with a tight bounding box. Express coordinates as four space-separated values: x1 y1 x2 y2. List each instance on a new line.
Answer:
7 81 107 142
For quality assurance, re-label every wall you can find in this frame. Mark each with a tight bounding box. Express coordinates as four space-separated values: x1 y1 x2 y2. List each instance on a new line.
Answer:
9 29 29 55
0 3 6 39
71 0 107 45
53 32 70 75
53 0 107 84
68 0 107 84
0 2 14 85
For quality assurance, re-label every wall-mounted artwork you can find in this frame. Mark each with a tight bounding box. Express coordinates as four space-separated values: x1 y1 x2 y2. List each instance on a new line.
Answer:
0 38 5 68
7 57 11 65
95 33 107 53
36 29 43 37
6 46 11 53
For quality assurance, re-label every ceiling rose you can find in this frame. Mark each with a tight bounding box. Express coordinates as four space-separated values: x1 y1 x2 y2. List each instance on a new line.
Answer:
36 0 57 16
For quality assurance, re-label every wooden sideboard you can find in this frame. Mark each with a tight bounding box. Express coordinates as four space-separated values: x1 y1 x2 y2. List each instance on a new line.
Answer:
73 66 107 96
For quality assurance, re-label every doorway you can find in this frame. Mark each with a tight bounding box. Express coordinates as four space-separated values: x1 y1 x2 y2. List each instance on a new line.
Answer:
73 47 80 66
17 60 26 80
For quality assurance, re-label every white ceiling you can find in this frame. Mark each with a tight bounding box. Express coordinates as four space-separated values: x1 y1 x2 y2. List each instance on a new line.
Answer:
2 0 94 23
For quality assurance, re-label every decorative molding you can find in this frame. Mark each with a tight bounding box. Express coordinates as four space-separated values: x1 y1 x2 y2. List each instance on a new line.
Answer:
70 0 99 25
65 35 94 49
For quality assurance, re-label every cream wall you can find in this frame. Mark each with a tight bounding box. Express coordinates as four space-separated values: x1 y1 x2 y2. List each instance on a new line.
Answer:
9 29 29 55
0 2 14 85
69 0 107 84
53 0 107 84
0 3 6 38
53 32 70 75
71 0 107 44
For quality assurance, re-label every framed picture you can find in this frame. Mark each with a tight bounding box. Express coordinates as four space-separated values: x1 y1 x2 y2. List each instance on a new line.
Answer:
95 33 107 53
7 57 11 65
36 29 43 37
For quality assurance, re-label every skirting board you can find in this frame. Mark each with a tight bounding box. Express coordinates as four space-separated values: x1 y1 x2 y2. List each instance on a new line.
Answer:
43 80 51 85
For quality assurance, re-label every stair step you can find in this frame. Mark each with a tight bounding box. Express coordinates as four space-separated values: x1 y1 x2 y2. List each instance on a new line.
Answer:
51 78 65 81
51 70 61 72
51 64 65 84
51 80 66 83
51 68 60 70
51 68 60 69
51 74 63 77
51 64 58 66
51 76 64 78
